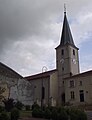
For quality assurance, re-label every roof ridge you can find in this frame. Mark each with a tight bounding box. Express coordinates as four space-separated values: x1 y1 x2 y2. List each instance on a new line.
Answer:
0 62 23 78
24 69 57 80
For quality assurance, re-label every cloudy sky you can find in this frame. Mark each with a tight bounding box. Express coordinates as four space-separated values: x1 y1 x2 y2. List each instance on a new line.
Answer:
0 0 92 76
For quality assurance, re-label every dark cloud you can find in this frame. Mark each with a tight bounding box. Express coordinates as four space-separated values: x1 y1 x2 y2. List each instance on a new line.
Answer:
0 0 62 52
0 0 92 76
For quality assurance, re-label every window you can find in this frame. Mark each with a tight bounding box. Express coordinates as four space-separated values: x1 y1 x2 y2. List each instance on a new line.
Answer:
63 81 64 84
61 49 64 55
79 90 84 102
62 67 64 71
70 80 75 87
79 81 82 86
80 90 84 94
73 49 75 55
70 91 75 100
42 87 45 99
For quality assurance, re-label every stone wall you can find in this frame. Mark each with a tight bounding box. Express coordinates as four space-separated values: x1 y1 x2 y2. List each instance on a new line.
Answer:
0 74 33 105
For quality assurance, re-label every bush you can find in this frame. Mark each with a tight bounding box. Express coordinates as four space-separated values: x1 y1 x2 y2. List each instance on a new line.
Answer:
0 111 10 120
25 105 30 111
11 108 20 120
51 107 69 120
32 106 87 120
51 108 58 120
69 108 87 120
43 107 51 119
58 108 68 120
32 108 43 118
15 101 24 110
32 102 40 110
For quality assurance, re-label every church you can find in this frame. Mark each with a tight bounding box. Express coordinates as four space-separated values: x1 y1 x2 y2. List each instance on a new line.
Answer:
24 10 92 106
0 9 92 107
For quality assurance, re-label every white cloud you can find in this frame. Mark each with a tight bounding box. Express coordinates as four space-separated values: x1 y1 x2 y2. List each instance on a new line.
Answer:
80 54 92 72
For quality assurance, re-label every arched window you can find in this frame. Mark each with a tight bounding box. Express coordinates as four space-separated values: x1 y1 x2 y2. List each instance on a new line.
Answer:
62 49 64 55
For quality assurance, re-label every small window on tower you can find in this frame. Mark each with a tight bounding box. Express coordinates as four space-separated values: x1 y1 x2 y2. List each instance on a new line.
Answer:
62 67 64 71
62 49 64 55
73 49 75 55
63 81 64 84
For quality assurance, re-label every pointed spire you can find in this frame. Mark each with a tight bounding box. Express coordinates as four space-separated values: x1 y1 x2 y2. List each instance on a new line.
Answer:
60 6 75 46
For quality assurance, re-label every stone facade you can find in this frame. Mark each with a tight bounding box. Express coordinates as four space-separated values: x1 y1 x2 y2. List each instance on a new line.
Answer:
64 71 92 105
25 70 58 106
0 73 32 105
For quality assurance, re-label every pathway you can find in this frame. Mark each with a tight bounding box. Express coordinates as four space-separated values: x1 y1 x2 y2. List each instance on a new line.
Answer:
86 111 92 120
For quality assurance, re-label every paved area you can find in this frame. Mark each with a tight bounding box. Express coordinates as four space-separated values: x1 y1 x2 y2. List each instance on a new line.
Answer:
86 111 92 120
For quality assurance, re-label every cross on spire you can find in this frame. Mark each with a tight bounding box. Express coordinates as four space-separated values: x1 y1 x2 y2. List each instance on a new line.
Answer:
64 3 66 14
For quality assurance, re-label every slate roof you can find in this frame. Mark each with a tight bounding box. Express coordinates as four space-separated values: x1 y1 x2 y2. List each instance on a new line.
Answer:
24 69 57 81
60 12 75 46
0 62 23 78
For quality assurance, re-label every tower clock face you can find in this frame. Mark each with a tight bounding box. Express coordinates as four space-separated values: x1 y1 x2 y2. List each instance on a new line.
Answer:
60 59 64 64
72 59 76 64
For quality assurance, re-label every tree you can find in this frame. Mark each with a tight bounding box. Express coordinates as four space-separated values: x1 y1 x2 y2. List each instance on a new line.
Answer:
0 86 6 101
3 98 15 112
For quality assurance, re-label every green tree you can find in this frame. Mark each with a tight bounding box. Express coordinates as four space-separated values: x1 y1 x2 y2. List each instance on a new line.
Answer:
3 98 15 112
0 86 6 101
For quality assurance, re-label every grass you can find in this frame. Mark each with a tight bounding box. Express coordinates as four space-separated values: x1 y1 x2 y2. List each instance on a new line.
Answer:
20 110 32 118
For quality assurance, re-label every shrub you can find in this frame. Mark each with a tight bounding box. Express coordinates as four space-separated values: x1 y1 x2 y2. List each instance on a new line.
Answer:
11 108 20 120
32 108 43 118
77 110 87 120
32 106 87 120
32 102 40 110
69 108 87 120
51 108 58 120
25 105 30 111
15 101 24 110
0 111 10 120
43 107 51 119
58 108 68 120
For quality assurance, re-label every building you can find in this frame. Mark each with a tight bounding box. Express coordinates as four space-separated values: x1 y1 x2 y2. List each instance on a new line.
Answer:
0 9 92 107
25 10 92 106
25 69 58 106
0 62 32 105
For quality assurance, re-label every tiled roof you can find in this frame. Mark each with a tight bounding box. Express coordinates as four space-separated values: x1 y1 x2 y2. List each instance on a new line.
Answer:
24 69 57 81
0 62 23 78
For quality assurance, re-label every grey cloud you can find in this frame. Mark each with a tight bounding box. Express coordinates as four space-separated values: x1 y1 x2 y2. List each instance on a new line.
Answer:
0 0 63 52
0 0 92 75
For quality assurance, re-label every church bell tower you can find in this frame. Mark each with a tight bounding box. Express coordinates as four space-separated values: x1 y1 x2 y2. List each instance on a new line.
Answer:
56 8 80 105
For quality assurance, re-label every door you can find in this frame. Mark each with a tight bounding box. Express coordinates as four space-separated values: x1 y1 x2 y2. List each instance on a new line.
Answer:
79 90 84 102
62 93 65 104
